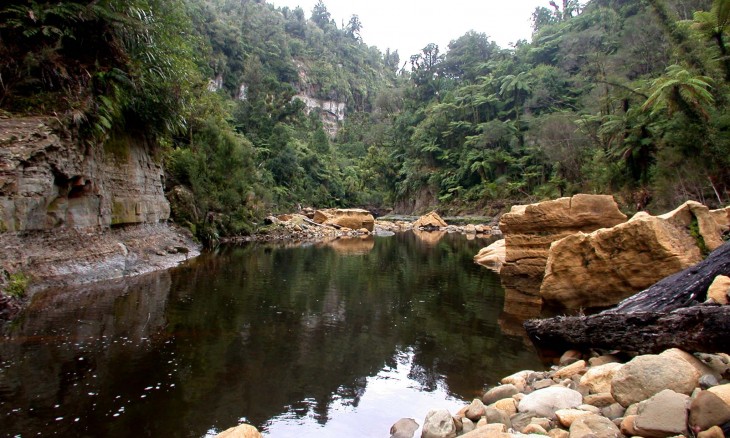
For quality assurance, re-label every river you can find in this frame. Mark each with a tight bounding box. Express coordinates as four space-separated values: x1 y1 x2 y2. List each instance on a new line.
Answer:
0 231 543 437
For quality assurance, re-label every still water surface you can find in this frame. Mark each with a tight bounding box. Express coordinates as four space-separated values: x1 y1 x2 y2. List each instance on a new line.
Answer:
0 232 543 437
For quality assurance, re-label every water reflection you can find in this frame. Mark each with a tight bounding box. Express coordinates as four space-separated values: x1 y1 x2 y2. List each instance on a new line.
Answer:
0 232 543 437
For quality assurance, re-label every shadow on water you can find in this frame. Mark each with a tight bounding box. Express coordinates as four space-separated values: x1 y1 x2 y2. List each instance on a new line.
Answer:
0 232 543 437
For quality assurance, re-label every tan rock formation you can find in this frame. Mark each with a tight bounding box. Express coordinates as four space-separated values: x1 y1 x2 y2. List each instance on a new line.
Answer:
499 194 626 282
313 208 375 231
474 239 506 272
327 236 375 255
413 211 448 229
708 275 730 304
0 118 170 231
215 424 262 438
541 201 726 309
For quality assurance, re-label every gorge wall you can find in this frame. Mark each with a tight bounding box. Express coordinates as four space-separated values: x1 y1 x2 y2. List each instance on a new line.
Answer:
0 117 199 294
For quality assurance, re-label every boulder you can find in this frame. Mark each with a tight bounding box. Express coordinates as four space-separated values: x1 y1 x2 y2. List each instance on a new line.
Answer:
689 390 730 431
465 399 486 421
556 408 593 427
421 409 456 438
215 424 262 438
708 384 730 406
698 426 727 438
580 363 623 394
611 354 700 407
710 206 730 232
660 348 721 380
518 386 584 418
474 239 506 273
541 201 725 309
484 407 512 428
549 428 570 438
569 414 621 438
633 389 690 437
483 384 519 405
553 360 587 379
708 275 730 304
584 393 617 408
500 194 627 284
559 350 584 366
313 208 375 231
523 423 549 434
391 418 419 438
413 211 448 229
491 398 517 416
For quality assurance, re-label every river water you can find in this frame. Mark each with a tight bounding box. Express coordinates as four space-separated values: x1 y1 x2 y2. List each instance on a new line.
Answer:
0 231 543 437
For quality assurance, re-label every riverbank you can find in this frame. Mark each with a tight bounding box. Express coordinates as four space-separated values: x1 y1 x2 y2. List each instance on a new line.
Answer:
0 222 200 319
218 348 730 438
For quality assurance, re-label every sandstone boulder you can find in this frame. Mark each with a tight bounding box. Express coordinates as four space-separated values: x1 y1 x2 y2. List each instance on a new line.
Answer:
422 409 456 438
580 363 623 395
483 384 519 405
633 389 690 438
313 208 375 231
611 354 700 407
708 383 730 405
390 418 419 438
215 424 262 438
499 194 626 285
518 386 584 418
474 239 506 273
689 390 730 431
553 360 587 379
710 206 730 232
569 413 621 438
708 275 730 304
541 201 725 309
465 399 486 421
413 211 448 229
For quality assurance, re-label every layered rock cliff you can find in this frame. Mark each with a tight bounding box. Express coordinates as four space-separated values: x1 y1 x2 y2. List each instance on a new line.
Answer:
0 117 199 296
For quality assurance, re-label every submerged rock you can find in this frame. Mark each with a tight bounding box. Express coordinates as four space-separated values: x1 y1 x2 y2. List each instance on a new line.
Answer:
474 239 506 272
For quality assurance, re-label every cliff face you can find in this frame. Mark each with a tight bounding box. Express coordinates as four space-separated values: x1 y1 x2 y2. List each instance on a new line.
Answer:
0 117 169 231
0 117 198 296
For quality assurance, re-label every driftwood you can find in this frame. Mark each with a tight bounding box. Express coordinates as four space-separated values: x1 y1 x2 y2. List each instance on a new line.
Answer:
524 241 730 354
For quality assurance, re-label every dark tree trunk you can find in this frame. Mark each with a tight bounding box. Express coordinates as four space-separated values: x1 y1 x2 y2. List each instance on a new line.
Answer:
524 241 730 354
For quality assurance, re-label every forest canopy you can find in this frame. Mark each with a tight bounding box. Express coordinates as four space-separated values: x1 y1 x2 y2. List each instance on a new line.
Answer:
1 0 729 240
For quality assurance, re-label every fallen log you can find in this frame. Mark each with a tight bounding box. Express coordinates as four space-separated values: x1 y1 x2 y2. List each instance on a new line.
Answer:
524 305 730 354
524 241 730 354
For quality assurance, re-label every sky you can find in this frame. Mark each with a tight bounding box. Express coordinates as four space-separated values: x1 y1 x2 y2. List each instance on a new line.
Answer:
268 0 548 61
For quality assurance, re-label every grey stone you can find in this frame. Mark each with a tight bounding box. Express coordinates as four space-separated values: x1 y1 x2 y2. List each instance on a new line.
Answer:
569 414 621 438
600 403 626 420
465 398 486 421
485 407 511 429
421 409 456 438
483 384 520 405
611 354 700 407
701 374 721 390
634 389 690 437
518 386 584 419
391 418 419 438
689 390 730 431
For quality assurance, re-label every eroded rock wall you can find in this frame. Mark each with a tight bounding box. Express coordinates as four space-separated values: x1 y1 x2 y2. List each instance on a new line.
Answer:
0 117 169 231
0 117 196 294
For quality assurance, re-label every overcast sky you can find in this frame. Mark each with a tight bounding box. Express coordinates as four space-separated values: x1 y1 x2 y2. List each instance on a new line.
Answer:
268 0 548 60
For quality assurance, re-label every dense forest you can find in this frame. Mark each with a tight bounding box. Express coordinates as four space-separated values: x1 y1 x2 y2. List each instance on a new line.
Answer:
1 0 729 241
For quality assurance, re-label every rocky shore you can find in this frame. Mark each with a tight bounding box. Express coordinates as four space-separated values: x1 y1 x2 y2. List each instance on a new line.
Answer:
400 347 730 438
225 208 499 244
216 348 730 438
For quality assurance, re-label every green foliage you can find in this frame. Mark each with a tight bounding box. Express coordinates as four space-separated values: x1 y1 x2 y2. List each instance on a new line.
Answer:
5 272 29 299
5 0 730 236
